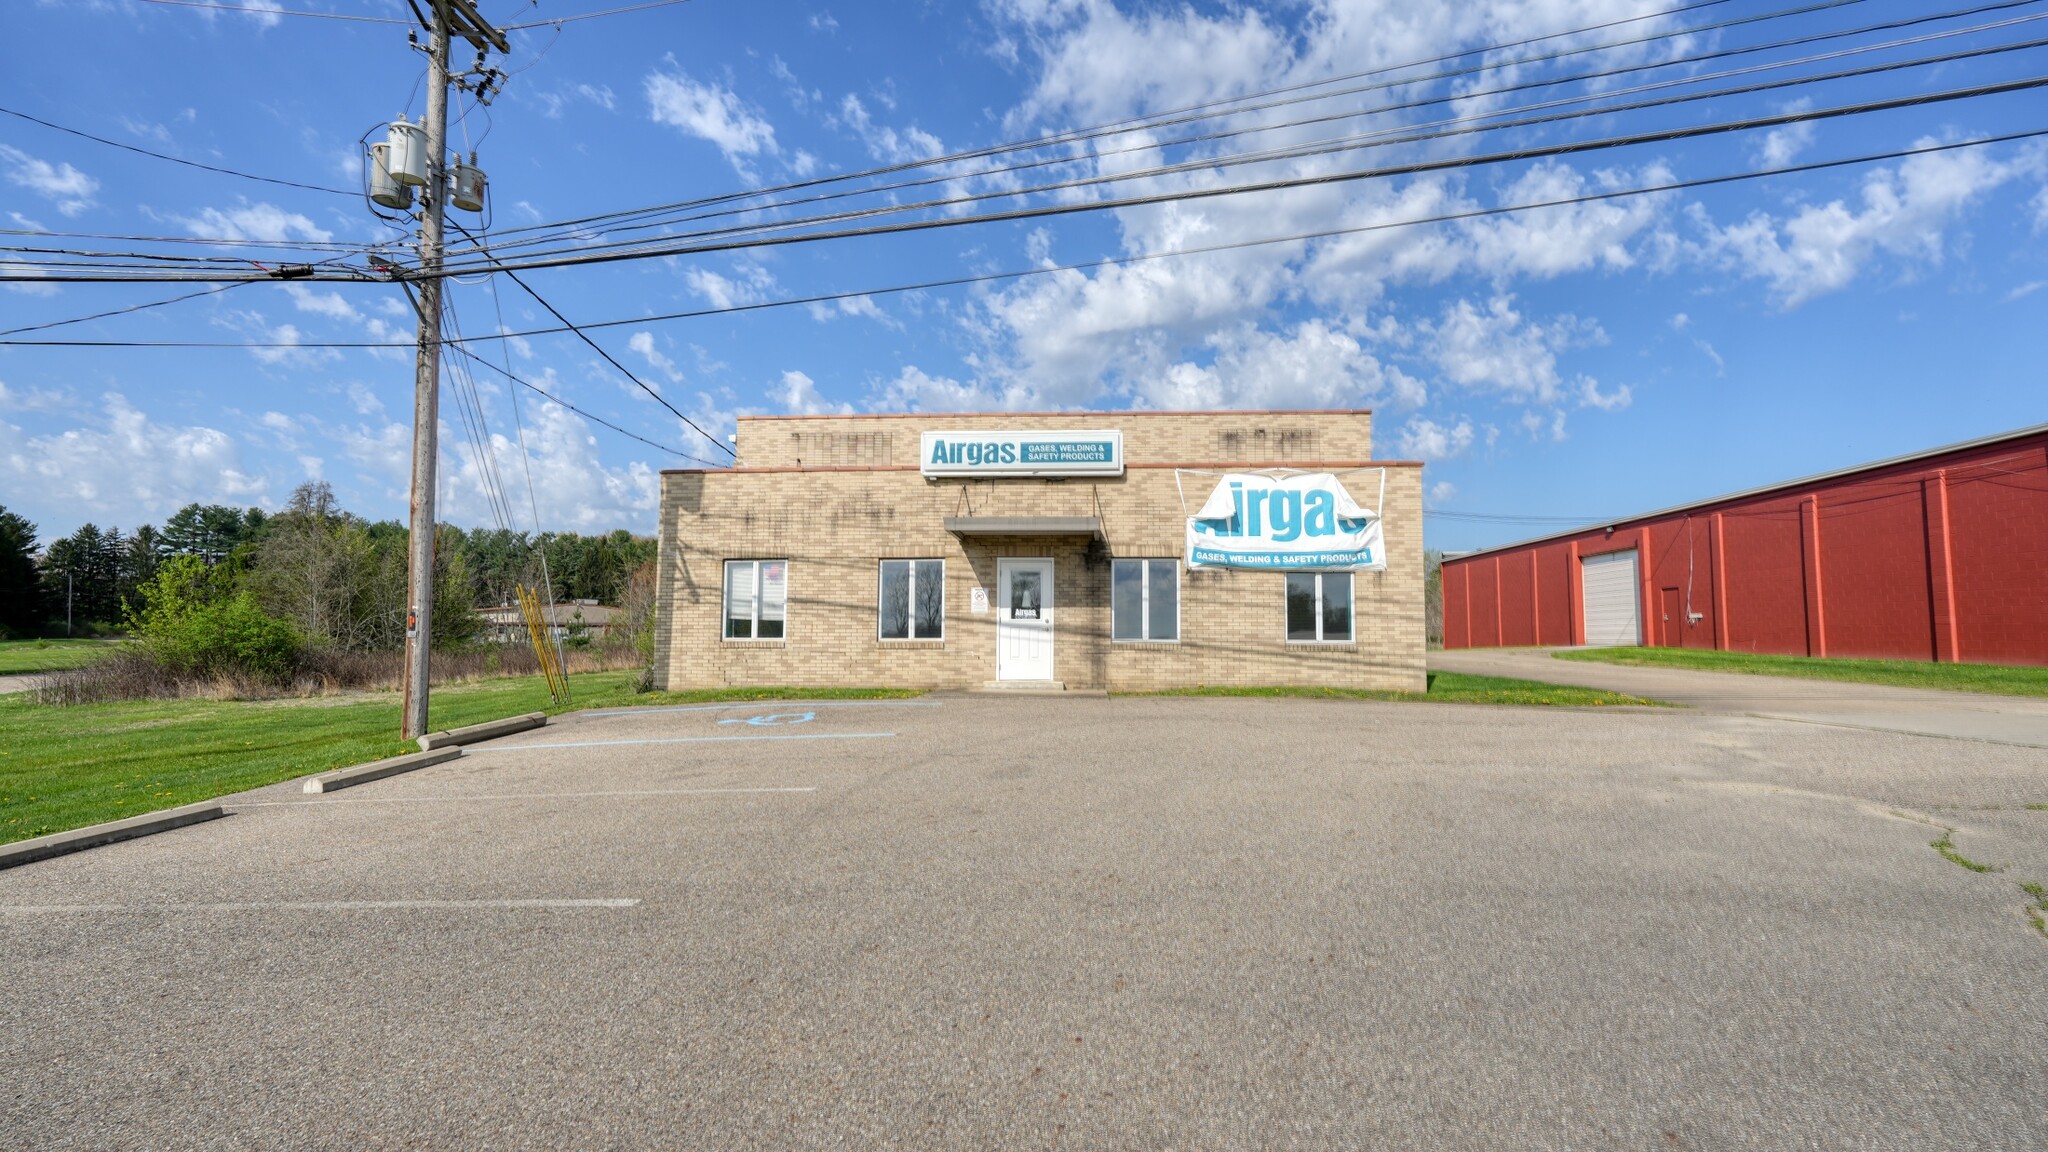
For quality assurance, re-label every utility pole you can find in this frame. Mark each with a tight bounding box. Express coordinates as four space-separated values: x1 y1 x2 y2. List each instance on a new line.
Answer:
399 0 507 740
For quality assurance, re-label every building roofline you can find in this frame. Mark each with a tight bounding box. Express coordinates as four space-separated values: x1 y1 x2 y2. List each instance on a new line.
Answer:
733 407 1374 423
1443 420 2048 564
660 459 1422 476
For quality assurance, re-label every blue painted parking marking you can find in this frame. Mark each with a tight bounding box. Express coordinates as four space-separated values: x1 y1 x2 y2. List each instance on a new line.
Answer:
581 700 939 717
466 732 897 751
717 712 816 727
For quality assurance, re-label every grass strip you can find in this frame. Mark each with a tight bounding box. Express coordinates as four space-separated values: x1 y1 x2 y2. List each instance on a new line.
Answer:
1553 646 2048 698
0 639 126 675
1123 670 1665 707
0 675 919 845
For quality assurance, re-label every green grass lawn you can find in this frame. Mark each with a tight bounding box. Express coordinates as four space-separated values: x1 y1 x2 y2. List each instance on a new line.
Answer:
0 674 920 846
1553 646 2048 697
1126 670 1664 708
0 638 125 674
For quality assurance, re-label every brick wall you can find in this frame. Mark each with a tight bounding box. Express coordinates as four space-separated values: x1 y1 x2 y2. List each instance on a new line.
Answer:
651 458 1426 692
734 410 1373 469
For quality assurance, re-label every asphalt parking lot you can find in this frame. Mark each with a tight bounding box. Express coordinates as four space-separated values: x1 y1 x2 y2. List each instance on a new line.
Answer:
3 694 2045 1150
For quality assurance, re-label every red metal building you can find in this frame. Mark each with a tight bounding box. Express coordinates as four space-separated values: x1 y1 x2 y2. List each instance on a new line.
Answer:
1441 423 2048 666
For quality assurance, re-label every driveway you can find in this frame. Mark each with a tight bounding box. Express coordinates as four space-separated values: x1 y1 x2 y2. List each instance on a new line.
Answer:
2 695 2045 1149
1432 646 2048 748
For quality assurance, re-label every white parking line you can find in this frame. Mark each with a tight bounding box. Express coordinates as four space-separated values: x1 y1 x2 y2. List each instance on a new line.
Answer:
233 787 816 807
0 898 641 913
471 732 895 751
582 700 940 716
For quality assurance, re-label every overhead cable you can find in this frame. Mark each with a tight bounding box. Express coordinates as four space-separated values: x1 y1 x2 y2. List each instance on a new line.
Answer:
458 8 2048 266
10 128 2039 342
0 106 357 196
449 222 735 458
472 0 1847 248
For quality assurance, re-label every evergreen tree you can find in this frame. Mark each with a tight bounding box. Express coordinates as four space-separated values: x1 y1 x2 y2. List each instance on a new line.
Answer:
160 503 250 562
40 524 127 630
0 506 43 638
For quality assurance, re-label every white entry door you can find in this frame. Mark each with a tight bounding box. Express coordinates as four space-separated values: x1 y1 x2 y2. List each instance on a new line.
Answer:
996 557 1055 680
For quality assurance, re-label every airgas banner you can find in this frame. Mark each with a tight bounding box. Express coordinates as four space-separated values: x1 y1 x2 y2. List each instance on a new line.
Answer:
1185 472 1385 570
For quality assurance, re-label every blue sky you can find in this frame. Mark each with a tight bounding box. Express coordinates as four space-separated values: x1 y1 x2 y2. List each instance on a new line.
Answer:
3 0 2045 550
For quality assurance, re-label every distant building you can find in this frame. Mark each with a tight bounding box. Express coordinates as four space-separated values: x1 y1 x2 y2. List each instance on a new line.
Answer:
1441 423 2048 666
649 410 1427 692
478 599 617 643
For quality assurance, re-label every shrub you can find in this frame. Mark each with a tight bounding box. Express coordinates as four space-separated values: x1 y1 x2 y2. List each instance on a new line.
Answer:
125 556 302 684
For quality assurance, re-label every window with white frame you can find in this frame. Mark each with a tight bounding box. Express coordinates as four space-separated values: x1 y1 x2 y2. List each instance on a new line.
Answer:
1112 558 1179 641
723 559 787 639
1285 571 1353 642
879 559 944 640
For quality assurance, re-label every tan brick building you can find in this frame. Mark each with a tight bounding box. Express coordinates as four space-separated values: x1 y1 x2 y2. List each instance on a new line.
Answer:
650 410 1425 692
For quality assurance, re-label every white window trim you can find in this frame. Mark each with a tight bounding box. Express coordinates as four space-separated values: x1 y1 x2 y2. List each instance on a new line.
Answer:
723 559 788 641
1112 558 1180 643
1285 571 1355 644
878 558 945 641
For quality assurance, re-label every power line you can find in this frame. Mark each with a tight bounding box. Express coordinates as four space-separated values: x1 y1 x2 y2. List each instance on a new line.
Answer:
501 0 696 29
128 0 411 23
10 129 2040 346
0 282 246 336
450 343 721 464
461 5 2048 267
449 222 735 458
0 105 356 196
471 0 1845 251
441 72 2048 278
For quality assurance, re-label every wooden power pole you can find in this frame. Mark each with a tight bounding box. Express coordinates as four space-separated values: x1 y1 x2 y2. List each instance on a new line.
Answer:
400 0 507 740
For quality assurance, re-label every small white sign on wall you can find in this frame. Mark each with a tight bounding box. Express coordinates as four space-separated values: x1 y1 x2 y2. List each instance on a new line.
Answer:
970 586 989 614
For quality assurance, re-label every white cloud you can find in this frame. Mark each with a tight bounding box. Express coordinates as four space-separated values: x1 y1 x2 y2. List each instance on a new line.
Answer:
183 201 333 243
1685 140 2021 307
1396 417 1474 461
283 284 359 322
645 68 779 175
436 403 659 532
345 381 386 417
0 393 270 521
1425 296 1600 404
627 331 684 384
1668 312 1690 331
1753 101 1815 169
1140 320 1422 411
804 294 893 326
772 370 853 416
872 365 997 412
2005 280 2046 302
835 94 944 164
681 262 776 310
1426 480 1456 506
809 11 838 33
0 145 97 216
1576 377 1632 411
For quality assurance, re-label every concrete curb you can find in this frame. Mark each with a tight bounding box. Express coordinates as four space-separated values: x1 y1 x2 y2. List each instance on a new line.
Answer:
303 746 463 794
0 801 225 871
417 712 547 751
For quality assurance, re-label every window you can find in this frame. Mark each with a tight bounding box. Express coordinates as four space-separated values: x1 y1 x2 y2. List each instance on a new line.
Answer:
1286 571 1352 642
1112 558 1179 641
723 560 787 639
879 559 945 640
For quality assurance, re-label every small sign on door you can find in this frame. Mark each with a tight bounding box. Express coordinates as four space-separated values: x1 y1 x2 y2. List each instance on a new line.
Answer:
970 586 988 614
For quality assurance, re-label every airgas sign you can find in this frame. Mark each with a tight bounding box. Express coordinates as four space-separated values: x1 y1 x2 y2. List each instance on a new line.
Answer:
1186 472 1386 571
920 430 1124 478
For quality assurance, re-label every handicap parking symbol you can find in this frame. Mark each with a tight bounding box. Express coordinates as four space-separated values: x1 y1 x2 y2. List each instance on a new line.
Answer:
718 711 816 727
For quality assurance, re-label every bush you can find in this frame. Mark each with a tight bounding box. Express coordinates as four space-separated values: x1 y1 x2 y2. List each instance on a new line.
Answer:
125 557 302 684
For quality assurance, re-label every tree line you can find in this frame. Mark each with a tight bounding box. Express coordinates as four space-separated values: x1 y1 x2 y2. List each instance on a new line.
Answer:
0 484 656 644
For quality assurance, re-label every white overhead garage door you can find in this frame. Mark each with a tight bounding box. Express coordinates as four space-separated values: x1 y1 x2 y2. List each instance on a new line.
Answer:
1581 549 1642 647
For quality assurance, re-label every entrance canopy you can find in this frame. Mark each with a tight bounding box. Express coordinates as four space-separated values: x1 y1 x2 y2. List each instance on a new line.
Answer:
942 516 1104 538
